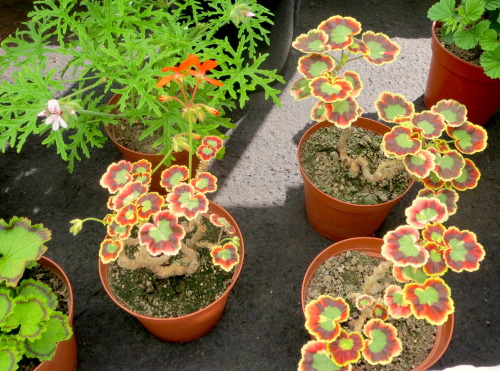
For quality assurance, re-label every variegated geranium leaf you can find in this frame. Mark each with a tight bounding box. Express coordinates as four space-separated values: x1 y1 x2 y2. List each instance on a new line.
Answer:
298 53 335 79
99 239 123 263
343 71 363 98
422 223 446 244
131 160 152 175
382 126 421 157
115 204 139 226
310 76 353 103
112 181 148 210
165 184 209 220
196 145 218 161
362 319 402 365
384 285 412 319
202 136 223 150
405 197 449 229
433 150 466 181
418 188 459 216
299 341 352 371
305 295 350 342
431 99 467 127
362 31 401 65
136 193 164 219
392 265 429 284
292 29 330 53
326 97 360 129
209 214 236 234
382 225 429 267
446 121 488 154
403 149 436 178
327 330 364 367
139 210 185 256
160 165 189 192
100 160 133 194
451 158 481 190
355 294 374 310
375 92 414 123
423 242 448 276
318 15 361 50
107 219 132 240
442 227 485 272
371 304 389 321
290 77 312 101
190 172 217 193
411 111 445 139
211 243 239 272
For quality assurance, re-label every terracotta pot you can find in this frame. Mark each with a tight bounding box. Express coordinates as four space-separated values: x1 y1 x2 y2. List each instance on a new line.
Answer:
301 237 454 371
104 94 200 193
98 201 244 342
424 22 500 126
35 257 78 371
297 118 414 241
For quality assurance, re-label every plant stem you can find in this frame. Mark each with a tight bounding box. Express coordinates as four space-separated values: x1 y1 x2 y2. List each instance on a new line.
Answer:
64 78 107 100
151 146 175 175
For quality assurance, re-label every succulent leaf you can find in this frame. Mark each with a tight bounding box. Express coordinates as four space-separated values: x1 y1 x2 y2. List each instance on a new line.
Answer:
362 319 402 365
446 121 488 154
305 295 350 342
292 29 330 53
100 160 133 194
211 243 239 272
99 239 123 263
298 53 335 79
405 197 449 229
374 92 414 123
0 217 50 287
402 277 454 325
442 227 485 272
362 31 401 65
160 165 189 192
327 330 365 367
382 225 429 267
139 210 185 256
166 184 209 220
384 285 412 319
318 16 361 50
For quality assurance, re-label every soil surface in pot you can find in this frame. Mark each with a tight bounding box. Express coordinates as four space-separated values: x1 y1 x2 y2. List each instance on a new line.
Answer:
305 251 438 371
300 125 410 205
108 218 236 318
17 264 71 371
436 26 481 66
112 121 164 154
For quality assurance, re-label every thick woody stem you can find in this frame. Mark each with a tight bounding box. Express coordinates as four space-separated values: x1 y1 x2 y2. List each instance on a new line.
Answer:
362 260 393 296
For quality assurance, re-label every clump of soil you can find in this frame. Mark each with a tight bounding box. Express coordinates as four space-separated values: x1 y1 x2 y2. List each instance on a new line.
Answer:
305 251 438 371
300 125 410 205
108 217 237 318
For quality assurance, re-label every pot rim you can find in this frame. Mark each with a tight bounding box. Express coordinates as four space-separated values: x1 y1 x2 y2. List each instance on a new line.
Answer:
297 118 415 208
98 200 244 322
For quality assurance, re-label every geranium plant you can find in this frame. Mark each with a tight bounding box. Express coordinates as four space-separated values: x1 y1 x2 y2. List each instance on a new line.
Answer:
0 217 73 370
0 0 284 172
427 0 500 79
299 95 488 370
70 57 240 296
291 15 406 184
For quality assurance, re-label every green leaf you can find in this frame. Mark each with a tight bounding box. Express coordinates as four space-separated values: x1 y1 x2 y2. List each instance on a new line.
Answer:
428 0 457 21
480 29 500 50
3 297 50 340
17 279 58 311
480 46 500 78
0 347 20 371
463 0 487 22
454 20 490 49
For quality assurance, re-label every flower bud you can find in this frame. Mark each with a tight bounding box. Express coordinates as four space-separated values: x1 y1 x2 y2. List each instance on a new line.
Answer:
69 219 84 235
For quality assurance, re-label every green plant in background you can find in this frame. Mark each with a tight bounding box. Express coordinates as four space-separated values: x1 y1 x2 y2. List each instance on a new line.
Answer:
0 217 72 370
427 0 500 78
0 0 284 172
298 95 488 370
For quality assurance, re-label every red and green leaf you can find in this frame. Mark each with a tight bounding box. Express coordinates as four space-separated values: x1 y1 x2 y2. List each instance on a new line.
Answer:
382 225 429 267
355 295 374 310
451 158 481 190
392 266 429 284
202 136 223 150
382 126 421 157
403 277 454 325
136 193 164 219
362 31 400 65
318 16 361 50
384 285 412 319
107 220 132 240
446 121 488 154
418 188 459 216
310 76 353 103
433 150 466 181
431 99 467 127
375 92 414 123
327 330 365 367
132 172 151 185
405 197 448 229
422 223 446 244
298 53 335 79
209 214 236 234
371 304 389 321
197 145 219 161
112 181 148 210
403 149 436 178
131 160 152 175
292 29 330 53
99 239 123 263
343 71 363 98
325 97 360 129
347 37 368 54
190 172 217 193
211 243 239 272
291 77 312 101
166 184 209 220
305 295 350 342
422 171 445 190
411 111 445 139
310 100 329 122
100 160 133 194
442 227 485 272
160 165 189 192
299 341 351 371
139 210 185 256
115 204 139 226
423 242 448 276
362 319 402 365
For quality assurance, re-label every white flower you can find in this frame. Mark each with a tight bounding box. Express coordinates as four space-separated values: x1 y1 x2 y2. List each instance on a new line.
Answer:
38 99 69 131
244 11 255 17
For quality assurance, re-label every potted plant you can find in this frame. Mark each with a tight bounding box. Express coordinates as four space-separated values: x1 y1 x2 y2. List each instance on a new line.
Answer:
0 217 76 371
0 0 284 172
290 14 413 241
425 0 500 125
299 93 488 370
70 65 244 342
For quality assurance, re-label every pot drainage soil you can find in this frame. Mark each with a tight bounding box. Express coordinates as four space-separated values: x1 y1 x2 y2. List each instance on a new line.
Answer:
300 125 410 205
305 251 437 371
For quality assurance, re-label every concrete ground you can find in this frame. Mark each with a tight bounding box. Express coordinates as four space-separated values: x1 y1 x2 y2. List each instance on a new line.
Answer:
0 0 499 370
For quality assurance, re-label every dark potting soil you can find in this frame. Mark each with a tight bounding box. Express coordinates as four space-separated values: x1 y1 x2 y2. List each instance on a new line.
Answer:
305 251 438 371
17 264 71 371
300 125 410 205
435 26 482 66
108 218 235 318
112 121 164 154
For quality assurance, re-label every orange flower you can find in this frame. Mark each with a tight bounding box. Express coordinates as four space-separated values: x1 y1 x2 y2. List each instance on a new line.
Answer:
184 54 223 87
156 55 198 88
